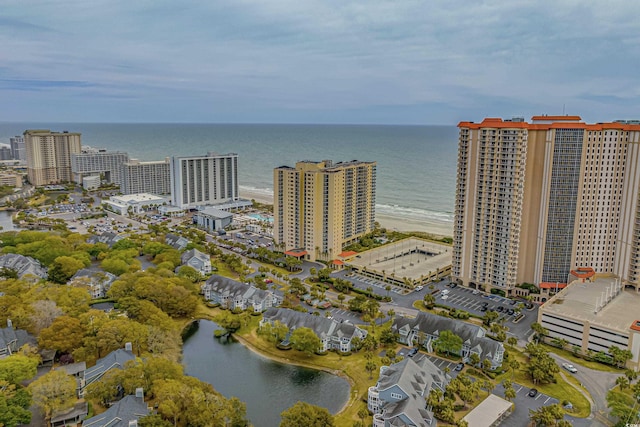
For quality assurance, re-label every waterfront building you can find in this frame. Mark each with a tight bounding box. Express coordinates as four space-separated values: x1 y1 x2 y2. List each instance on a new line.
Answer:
24 129 81 186
82 390 148 427
180 248 212 276
453 116 640 295
274 160 376 262
203 275 281 312
120 159 170 195
170 152 239 209
71 147 129 186
539 277 640 369
260 307 367 352
368 355 448 427
0 147 12 161
9 136 25 162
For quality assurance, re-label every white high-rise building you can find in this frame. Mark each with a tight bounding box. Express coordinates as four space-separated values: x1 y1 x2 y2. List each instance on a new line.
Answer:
71 147 129 186
9 136 25 162
170 152 239 209
120 159 171 195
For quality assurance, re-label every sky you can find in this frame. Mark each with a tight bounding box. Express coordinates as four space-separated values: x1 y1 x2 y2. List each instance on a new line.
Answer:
1 0 640 124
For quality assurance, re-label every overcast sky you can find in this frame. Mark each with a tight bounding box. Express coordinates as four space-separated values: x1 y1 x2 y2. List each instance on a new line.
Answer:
2 0 639 124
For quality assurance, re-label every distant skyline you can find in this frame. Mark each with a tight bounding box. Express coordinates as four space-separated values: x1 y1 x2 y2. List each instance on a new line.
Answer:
2 1 640 125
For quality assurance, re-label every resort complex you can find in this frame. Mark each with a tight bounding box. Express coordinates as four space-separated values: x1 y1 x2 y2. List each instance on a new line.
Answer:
273 159 377 262
452 116 640 296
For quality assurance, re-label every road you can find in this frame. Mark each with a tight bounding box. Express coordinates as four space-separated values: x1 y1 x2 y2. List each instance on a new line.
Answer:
550 353 619 426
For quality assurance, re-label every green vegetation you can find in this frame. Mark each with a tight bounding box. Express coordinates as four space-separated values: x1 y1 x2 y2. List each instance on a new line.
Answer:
279 401 335 427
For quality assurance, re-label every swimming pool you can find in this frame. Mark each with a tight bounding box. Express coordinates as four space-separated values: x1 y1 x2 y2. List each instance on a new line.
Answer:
248 213 273 222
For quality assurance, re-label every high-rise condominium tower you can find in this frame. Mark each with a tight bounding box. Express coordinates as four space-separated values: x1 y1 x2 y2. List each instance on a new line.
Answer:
453 115 640 295
24 130 82 186
120 159 171 195
274 160 376 262
9 136 25 162
170 152 239 209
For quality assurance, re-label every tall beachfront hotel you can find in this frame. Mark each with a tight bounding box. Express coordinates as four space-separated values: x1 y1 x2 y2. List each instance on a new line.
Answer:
24 129 82 186
274 160 376 262
452 115 640 296
170 152 239 209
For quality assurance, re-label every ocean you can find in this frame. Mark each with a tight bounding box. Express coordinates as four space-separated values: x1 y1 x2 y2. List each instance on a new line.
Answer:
0 123 459 234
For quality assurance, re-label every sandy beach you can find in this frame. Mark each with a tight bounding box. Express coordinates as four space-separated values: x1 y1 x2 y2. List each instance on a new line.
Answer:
239 188 453 238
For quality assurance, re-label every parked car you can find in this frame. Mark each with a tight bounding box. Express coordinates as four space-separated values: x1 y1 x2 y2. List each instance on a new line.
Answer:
455 363 464 371
506 308 515 315
496 306 504 312
450 283 458 288
562 363 578 373
528 388 538 397
408 348 419 357
415 286 423 291
480 306 488 312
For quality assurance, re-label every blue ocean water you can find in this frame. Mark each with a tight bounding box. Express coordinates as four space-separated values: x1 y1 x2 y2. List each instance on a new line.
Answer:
0 123 458 228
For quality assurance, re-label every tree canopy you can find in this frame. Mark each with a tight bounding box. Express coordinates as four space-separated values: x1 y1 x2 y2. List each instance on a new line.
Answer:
279 401 335 427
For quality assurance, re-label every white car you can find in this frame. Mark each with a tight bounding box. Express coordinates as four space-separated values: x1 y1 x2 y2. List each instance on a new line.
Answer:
441 289 450 295
562 363 578 373
441 295 448 300
415 286 423 291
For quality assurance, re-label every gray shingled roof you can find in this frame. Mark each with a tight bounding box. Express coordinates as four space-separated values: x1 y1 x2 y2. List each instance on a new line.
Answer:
0 253 48 279
392 312 503 361
262 307 365 341
0 325 36 356
164 233 189 250
71 269 117 285
375 356 446 427
86 232 123 248
84 348 135 384
82 395 148 427
181 248 209 265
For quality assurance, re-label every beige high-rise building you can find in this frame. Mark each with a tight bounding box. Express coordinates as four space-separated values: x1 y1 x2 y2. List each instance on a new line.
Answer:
453 116 640 296
24 130 82 186
274 160 376 262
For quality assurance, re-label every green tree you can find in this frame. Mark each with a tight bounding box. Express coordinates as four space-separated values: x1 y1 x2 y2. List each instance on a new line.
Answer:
469 353 481 367
531 322 548 343
608 388 640 425
528 403 568 426
615 376 629 390
28 370 77 422
279 401 335 427
483 310 499 326
423 293 435 309
290 327 322 356
0 354 39 384
38 316 85 355
0 380 32 427
434 330 463 356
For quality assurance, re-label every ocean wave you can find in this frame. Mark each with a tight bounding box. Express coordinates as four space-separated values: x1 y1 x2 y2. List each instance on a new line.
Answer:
239 186 454 224
376 203 454 224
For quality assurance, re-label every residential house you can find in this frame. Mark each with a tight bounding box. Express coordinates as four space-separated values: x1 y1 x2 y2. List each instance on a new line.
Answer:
368 354 448 427
52 402 89 427
181 248 212 275
58 362 87 397
0 253 47 279
87 232 123 248
83 388 149 427
260 308 368 353
164 233 190 250
82 343 135 393
0 320 36 358
69 269 117 299
392 312 504 368
202 275 281 312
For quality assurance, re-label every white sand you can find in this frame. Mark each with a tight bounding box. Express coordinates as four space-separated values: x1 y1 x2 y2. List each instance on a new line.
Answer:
239 188 453 238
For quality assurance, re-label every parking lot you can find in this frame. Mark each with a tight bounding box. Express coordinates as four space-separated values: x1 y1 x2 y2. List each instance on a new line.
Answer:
347 273 407 295
438 288 522 320
494 381 564 427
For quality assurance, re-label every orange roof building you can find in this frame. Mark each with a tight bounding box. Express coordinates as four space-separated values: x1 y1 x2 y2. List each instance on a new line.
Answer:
452 115 640 296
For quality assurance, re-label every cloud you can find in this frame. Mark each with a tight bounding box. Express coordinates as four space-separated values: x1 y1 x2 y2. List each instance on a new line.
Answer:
1 0 640 123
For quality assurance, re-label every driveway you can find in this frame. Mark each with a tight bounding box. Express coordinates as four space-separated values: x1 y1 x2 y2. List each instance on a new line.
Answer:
550 353 620 426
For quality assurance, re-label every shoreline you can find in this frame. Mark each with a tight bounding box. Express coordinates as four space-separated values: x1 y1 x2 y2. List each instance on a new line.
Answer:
239 188 453 238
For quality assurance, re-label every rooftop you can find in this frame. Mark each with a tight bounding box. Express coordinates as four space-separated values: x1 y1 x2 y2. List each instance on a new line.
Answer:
110 193 168 203
347 238 451 281
462 394 513 427
542 277 640 332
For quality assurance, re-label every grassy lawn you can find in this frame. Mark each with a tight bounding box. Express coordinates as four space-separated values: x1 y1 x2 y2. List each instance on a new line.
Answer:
215 311 378 426
498 346 591 418
540 343 624 373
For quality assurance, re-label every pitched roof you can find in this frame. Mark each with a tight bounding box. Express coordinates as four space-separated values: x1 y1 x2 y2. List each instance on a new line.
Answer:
392 312 503 359
0 253 48 279
181 248 209 265
84 348 135 383
375 356 446 427
71 269 117 285
164 233 190 250
203 275 272 301
0 325 36 354
262 308 366 341
86 232 123 248
82 395 148 427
